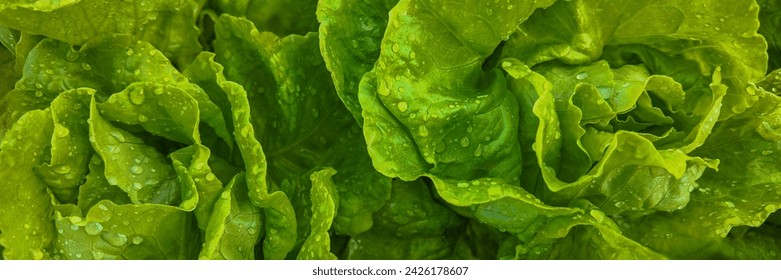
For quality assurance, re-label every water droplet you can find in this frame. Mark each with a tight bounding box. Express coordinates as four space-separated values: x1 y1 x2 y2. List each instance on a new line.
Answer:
397 101 408 112
54 124 70 138
473 144 483 157
131 236 144 245
154 88 164 95
392 43 400 52
129 165 143 175
138 114 148 122
576 72 588 80
23 223 31 229
221 191 231 200
418 125 429 137
129 88 145 105
84 222 103 235
102 232 128 247
91 251 104 260
132 182 143 190
460 137 470 147
126 48 135 56
53 165 72 175
81 63 92 71
109 131 126 142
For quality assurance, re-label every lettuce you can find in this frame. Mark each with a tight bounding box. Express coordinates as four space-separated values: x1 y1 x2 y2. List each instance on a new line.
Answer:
1 0 781 260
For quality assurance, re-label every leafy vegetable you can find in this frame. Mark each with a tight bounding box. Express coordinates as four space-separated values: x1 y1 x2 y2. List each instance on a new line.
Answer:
1 0 781 260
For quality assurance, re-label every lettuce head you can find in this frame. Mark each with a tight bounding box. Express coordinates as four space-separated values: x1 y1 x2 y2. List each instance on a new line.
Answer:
0 0 781 260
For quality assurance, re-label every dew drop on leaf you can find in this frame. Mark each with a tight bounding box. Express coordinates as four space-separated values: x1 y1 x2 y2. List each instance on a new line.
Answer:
91 251 104 260
84 222 103 235
54 124 70 138
53 165 72 175
418 125 429 137
102 232 128 247
129 88 146 105
460 137 470 147
397 101 408 112
130 165 143 175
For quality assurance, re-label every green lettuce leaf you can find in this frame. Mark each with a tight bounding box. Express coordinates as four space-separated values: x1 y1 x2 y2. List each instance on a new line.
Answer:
524 60 722 214
503 0 766 120
359 0 556 182
297 168 338 260
89 94 196 208
0 35 231 148
212 15 394 255
316 0 399 122
34 88 93 203
758 0 781 73
215 0 319 36
199 173 262 260
0 109 54 259
52 200 200 260
344 179 463 260
430 176 665 259
618 89 781 258
0 0 202 65
76 155 131 212
2 0 781 261
0 31 41 141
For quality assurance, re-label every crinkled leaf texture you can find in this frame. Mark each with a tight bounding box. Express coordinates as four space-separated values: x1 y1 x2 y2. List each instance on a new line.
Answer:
353 0 779 259
1 0 781 260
